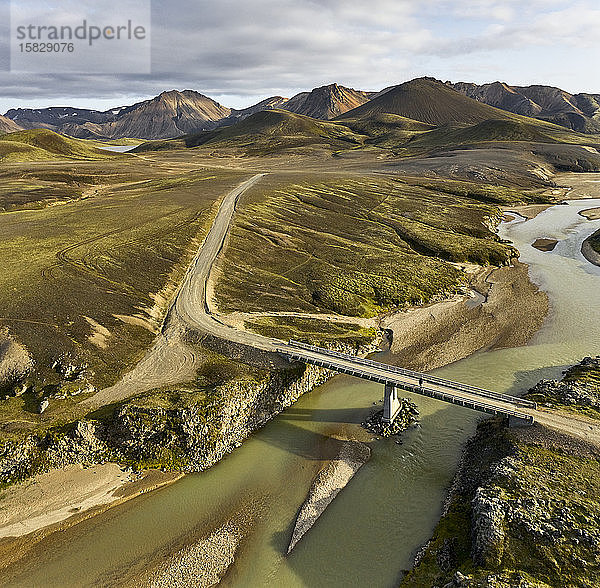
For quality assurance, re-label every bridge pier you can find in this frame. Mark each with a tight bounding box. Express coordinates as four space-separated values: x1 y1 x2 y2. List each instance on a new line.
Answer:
383 382 401 423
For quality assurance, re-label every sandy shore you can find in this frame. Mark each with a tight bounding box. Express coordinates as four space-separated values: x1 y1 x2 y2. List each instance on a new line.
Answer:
382 261 548 371
580 207 600 220
0 465 182 573
0 463 134 539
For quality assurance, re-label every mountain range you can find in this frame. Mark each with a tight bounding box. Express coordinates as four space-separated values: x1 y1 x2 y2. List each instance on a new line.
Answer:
2 78 600 141
447 81 600 133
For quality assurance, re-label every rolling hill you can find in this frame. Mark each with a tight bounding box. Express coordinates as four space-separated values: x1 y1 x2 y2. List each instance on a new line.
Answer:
223 96 289 125
0 129 117 162
136 109 366 155
400 118 597 153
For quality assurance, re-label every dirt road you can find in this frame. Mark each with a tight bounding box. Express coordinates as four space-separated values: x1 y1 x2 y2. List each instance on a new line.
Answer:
86 174 275 407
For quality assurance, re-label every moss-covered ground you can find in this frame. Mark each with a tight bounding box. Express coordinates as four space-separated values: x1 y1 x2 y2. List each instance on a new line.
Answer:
402 360 600 588
214 173 541 320
588 229 600 255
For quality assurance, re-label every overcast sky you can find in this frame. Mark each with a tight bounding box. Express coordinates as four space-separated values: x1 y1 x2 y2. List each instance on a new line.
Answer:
1 0 599 113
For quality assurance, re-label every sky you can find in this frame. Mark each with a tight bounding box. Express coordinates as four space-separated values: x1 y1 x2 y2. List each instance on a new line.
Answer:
1 0 599 113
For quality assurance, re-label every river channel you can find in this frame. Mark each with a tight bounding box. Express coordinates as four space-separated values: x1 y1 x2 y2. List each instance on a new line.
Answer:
5 196 600 587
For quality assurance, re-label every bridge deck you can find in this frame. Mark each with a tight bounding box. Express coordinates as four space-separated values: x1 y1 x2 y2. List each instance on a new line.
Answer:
277 341 535 423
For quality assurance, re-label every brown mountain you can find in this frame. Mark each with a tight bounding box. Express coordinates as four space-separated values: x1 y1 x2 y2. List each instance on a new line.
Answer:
99 90 231 139
281 84 372 120
4 91 231 140
448 82 600 133
0 115 23 134
338 77 518 126
220 96 289 125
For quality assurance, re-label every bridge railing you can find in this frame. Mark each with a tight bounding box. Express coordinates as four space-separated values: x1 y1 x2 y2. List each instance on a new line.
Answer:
278 348 534 423
285 340 537 409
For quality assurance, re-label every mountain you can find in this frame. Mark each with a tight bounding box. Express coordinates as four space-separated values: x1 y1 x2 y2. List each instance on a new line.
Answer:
448 82 600 133
0 115 22 134
281 84 372 120
97 90 231 139
137 109 366 155
0 128 116 162
337 77 518 126
220 96 289 125
4 106 116 132
4 90 231 140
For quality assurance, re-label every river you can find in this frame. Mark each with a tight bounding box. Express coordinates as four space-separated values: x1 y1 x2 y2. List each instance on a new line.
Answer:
4 197 600 587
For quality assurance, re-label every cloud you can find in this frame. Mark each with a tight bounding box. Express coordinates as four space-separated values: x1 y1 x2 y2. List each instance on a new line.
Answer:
0 0 598 111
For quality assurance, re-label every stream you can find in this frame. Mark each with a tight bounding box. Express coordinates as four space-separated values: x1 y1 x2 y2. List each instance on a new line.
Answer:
5 197 600 587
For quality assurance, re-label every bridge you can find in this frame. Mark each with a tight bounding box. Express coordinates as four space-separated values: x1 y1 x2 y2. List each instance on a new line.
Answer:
277 340 537 425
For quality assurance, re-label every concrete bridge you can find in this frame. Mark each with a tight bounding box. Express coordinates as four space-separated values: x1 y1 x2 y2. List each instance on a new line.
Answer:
277 340 537 425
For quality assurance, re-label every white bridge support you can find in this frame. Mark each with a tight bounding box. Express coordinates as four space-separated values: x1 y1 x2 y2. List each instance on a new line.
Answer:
383 382 401 423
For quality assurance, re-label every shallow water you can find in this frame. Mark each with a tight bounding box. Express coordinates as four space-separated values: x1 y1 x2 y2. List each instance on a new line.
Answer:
5 198 600 587
96 144 140 153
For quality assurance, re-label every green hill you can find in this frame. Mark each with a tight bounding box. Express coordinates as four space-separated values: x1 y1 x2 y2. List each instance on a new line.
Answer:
337 78 521 126
136 109 367 155
402 118 595 152
0 129 117 162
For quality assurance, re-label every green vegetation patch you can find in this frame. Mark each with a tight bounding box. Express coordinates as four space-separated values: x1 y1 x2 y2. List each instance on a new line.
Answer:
243 316 377 346
0 159 249 442
0 129 117 162
215 173 523 318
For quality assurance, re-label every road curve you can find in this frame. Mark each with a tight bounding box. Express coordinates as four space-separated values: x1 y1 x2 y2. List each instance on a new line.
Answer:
169 173 280 351
86 173 274 407
85 173 600 450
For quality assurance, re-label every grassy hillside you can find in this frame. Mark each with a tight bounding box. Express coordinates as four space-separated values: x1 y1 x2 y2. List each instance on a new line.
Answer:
404 118 589 150
0 129 117 162
213 173 542 320
136 109 367 155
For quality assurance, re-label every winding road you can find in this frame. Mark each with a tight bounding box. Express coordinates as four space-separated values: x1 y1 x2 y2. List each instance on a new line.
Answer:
85 173 276 408
84 174 600 449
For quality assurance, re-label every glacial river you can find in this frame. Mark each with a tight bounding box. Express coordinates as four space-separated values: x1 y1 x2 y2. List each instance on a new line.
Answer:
6 197 600 587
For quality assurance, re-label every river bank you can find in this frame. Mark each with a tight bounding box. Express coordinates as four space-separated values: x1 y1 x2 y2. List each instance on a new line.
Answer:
582 229 600 267
382 261 547 371
401 357 600 588
0 466 182 573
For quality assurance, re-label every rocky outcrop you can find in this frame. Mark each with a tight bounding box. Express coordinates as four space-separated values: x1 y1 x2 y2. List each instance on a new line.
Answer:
362 400 419 437
110 360 338 471
526 356 600 411
0 329 34 394
582 231 600 268
403 356 600 588
0 339 381 484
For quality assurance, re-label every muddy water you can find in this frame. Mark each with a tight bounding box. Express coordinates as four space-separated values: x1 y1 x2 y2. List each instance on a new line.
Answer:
4 198 600 587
